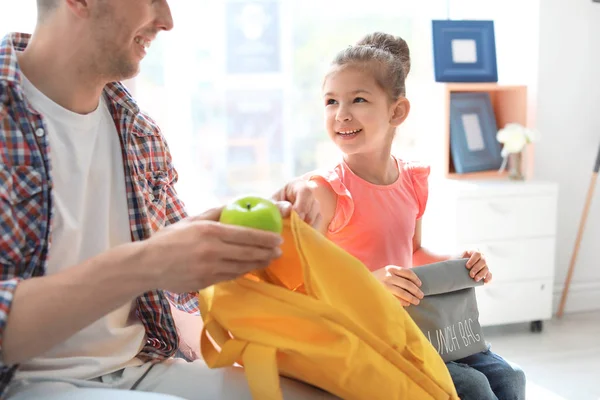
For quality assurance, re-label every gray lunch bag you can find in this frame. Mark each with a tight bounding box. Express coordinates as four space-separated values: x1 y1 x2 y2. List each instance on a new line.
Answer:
405 259 488 363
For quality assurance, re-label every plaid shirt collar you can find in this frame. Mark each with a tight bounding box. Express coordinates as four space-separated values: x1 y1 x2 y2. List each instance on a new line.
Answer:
0 33 23 86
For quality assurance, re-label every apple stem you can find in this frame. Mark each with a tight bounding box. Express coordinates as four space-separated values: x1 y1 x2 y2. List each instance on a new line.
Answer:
246 203 251 211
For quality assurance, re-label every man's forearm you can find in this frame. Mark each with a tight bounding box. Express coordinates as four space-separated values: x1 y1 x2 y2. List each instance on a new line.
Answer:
2 241 156 366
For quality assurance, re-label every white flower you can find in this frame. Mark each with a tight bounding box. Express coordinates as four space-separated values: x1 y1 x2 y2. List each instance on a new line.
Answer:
496 123 539 157
524 128 540 143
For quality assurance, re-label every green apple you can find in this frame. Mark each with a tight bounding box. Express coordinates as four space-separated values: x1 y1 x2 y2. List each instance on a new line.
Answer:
219 195 283 234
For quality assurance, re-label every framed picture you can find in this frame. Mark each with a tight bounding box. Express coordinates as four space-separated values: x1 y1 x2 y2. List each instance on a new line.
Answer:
432 20 498 83
449 92 503 173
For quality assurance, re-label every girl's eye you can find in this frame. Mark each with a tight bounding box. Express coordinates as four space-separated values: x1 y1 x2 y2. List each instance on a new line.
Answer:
354 97 367 103
326 99 338 105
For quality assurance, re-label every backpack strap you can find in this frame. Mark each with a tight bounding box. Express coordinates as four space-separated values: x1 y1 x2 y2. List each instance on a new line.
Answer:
200 322 244 367
242 343 283 400
199 291 284 400
200 324 283 399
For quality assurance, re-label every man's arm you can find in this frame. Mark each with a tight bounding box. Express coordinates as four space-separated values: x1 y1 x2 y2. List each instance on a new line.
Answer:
1 240 155 365
1 210 284 366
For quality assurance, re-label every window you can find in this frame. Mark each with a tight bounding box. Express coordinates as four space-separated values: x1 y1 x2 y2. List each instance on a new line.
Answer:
2 0 539 214
135 1 452 213
0 0 37 34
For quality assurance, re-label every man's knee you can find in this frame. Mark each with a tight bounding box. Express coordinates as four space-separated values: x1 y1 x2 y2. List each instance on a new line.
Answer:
447 363 496 400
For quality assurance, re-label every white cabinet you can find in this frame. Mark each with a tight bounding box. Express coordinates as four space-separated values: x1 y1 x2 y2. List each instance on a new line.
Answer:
422 179 559 329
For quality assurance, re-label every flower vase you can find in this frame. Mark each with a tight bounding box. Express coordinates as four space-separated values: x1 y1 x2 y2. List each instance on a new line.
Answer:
508 151 525 181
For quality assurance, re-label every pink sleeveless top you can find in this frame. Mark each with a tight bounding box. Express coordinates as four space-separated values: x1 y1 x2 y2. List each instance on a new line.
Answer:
309 158 430 272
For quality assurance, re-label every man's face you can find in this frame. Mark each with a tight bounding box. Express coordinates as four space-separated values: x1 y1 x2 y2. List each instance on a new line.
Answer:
88 0 173 81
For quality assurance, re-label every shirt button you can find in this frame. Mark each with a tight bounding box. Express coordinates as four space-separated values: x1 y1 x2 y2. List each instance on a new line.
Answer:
35 128 45 137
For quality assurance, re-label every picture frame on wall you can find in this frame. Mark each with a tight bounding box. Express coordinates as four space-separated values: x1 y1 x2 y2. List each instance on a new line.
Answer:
449 92 503 173
432 20 498 82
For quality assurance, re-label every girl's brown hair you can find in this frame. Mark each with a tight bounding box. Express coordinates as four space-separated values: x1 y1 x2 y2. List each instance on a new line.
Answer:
330 32 411 100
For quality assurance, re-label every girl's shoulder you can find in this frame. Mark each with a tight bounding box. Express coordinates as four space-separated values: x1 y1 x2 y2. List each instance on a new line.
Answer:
396 158 431 179
303 163 354 234
395 157 430 219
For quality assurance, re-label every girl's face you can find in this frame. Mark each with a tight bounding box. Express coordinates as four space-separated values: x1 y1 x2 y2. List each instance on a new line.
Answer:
322 65 408 157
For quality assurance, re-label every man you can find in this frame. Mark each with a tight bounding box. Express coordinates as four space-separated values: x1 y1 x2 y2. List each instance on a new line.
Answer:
0 0 331 398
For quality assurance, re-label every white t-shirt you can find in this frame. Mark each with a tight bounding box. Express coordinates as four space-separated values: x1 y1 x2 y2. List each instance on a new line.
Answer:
15 75 146 381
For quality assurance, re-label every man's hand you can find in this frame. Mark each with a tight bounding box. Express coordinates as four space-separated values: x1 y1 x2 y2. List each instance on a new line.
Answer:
372 265 424 307
1 206 283 366
461 249 492 283
272 178 321 228
145 207 284 293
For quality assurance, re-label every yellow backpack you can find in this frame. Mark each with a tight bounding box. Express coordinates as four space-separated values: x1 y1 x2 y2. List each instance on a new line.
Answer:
198 212 458 400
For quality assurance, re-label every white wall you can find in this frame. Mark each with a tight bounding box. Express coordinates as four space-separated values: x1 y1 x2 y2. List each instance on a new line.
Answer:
536 0 600 313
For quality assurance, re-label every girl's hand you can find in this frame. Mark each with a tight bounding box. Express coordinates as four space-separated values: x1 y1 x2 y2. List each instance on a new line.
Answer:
461 250 493 283
272 178 322 228
372 265 424 307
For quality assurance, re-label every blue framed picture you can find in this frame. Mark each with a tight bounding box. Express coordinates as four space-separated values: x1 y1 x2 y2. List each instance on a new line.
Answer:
432 20 498 82
449 92 503 173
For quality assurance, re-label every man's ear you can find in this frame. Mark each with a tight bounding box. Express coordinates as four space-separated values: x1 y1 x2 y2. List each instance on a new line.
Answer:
64 0 92 19
390 97 410 127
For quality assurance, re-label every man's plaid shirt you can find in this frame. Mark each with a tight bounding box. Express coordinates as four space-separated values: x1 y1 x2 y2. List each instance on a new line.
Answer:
0 33 197 397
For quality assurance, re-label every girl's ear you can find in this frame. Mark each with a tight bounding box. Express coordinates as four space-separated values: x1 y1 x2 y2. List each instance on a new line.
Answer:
390 97 410 127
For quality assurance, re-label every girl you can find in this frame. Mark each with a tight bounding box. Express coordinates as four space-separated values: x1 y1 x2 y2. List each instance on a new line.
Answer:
306 32 526 400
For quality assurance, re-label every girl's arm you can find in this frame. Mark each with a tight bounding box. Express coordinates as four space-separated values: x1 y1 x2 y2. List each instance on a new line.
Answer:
411 220 455 266
412 220 492 283
307 179 337 236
